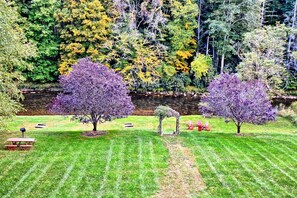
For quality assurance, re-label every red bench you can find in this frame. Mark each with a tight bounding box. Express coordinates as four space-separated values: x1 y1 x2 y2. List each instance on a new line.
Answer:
19 145 33 151
5 145 18 151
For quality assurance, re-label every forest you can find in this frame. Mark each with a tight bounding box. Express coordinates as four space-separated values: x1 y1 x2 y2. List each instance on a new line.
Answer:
2 0 297 94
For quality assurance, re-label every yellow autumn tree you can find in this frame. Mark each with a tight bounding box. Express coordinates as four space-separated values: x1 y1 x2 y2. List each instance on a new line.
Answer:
167 0 198 72
191 54 212 80
55 0 111 74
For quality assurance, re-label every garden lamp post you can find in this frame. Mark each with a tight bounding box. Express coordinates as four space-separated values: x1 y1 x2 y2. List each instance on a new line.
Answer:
20 128 26 138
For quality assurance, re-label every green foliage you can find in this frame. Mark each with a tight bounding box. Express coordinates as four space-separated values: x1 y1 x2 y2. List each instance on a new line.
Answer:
238 24 288 92
16 0 61 82
207 0 261 72
55 0 111 74
0 0 36 71
104 0 167 90
160 73 192 92
167 0 198 72
0 93 22 128
0 0 36 126
154 106 180 119
285 72 297 92
9 0 297 94
191 54 212 80
162 63 177 78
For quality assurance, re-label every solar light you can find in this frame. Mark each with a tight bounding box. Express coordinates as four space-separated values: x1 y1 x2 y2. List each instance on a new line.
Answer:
20 128 26 138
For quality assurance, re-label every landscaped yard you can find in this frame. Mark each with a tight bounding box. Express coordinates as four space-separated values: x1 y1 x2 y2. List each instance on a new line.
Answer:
0 115 296 197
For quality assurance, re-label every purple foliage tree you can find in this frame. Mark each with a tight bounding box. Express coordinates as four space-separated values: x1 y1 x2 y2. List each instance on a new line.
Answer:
199 74 276 134
50 58 134 131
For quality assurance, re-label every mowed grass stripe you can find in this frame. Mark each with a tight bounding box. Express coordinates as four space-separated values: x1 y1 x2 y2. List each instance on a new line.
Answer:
221 138 288 197
215 137 296 197
232 136 297 197
192 135 249 197
3 150 51 198
258 140 297 166
287 139 297 147
50 148 84 198
149 139 159 186
202 140 251 197
244 142 297 184
25 143 82 197
97 140 114 198
276 143 297 163
114 140 125 197
256 140 297 170
0 157 23 181
80 142 111 197
0 143 67 196
188 134 236 197
138 137 146 197
56 143 95 197
24 144 68 195
216 140 266 197
183 133 297 197
71 144 97 197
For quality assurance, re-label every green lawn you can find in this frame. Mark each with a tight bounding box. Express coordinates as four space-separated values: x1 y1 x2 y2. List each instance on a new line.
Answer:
182 132 297 197
0 115 296 197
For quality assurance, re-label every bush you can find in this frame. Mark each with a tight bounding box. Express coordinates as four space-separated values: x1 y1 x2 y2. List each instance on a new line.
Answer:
278 102 297 125
291 102 297 112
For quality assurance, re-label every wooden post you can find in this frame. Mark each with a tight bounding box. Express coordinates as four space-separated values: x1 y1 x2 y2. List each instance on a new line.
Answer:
176 117 180 135
158 116 163 135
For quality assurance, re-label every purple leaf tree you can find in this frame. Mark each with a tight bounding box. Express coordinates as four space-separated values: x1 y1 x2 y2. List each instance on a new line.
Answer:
199 74 276 134
50 58 134 131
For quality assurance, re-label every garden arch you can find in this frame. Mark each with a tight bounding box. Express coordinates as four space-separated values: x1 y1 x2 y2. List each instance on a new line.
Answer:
154 106 180 136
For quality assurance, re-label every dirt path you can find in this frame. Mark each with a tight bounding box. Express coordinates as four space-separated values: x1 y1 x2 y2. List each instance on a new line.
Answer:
153 138 206 198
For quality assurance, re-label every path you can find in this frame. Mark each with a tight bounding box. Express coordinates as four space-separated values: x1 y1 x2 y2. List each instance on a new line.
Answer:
153 138 206 198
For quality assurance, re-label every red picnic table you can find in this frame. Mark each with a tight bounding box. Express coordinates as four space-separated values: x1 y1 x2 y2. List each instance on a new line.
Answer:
5 138 36 150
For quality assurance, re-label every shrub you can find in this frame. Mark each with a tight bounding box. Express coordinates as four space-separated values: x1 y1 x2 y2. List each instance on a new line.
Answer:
278 102 297 125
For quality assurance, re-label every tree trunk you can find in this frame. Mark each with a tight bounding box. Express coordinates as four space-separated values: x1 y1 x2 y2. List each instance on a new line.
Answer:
260 1 266 27
176 117 180 135
288 0 297 54
90 112 98 131
220 53 225 74
206 36 209 55
158 117 163 135
196 0 202 56
237 124 241 134
93 121 97 131
212 37 215 57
